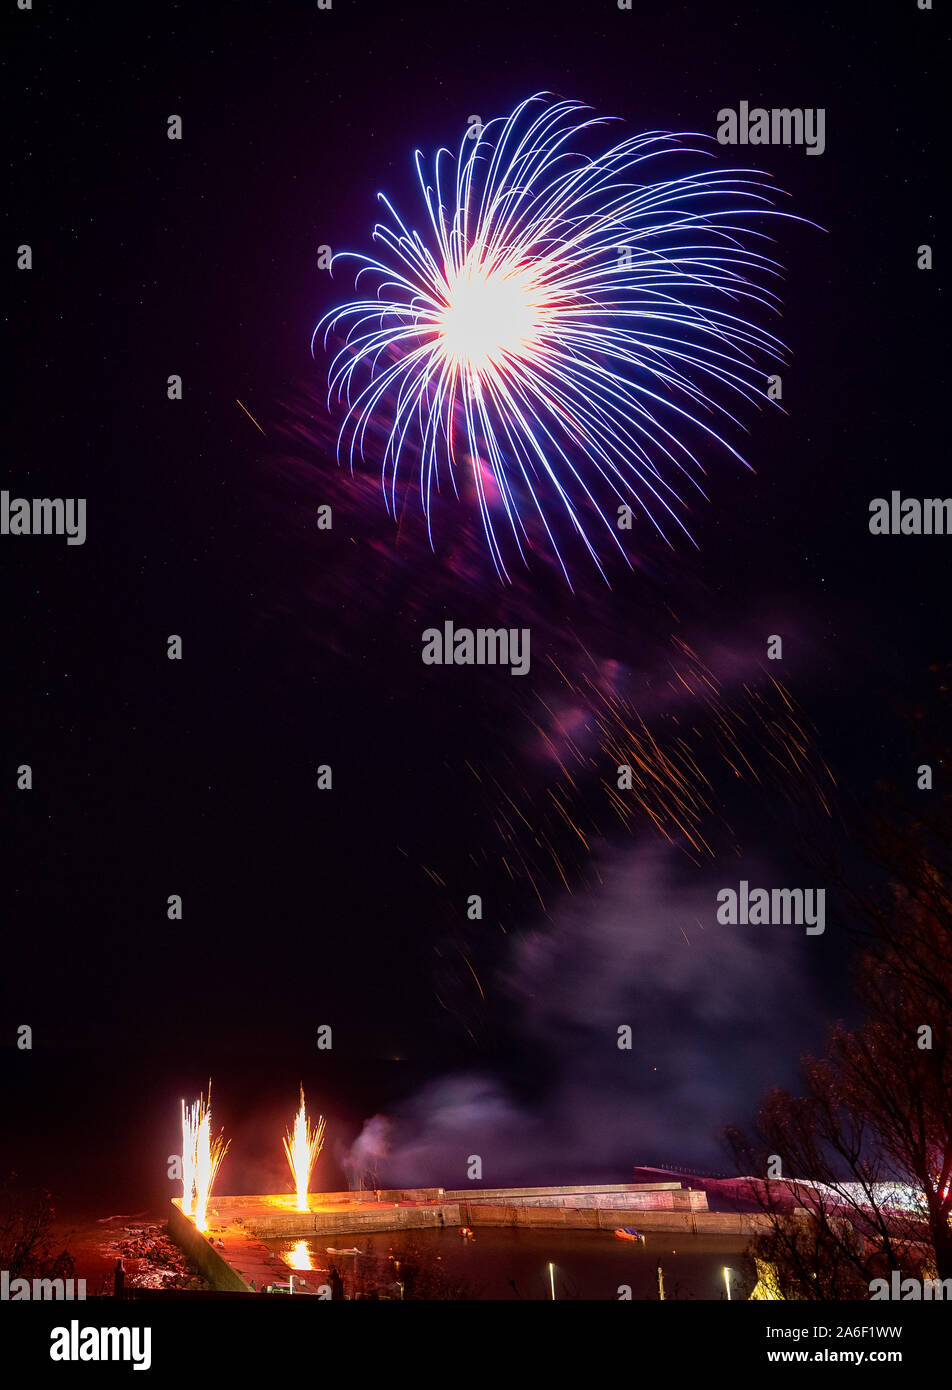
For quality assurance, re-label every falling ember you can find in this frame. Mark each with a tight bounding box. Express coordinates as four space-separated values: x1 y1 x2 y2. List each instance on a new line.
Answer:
182 1083 230 1234
283 1085 326 1212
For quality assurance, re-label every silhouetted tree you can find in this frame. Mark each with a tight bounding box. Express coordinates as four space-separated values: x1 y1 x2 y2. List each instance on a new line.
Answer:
0 1175 75 1282
727 667 952 1296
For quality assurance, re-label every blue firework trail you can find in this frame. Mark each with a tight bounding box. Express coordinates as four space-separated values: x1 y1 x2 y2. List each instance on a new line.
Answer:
315 93 803 586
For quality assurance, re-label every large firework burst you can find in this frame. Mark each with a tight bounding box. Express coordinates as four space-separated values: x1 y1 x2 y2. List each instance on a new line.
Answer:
316 93 797 583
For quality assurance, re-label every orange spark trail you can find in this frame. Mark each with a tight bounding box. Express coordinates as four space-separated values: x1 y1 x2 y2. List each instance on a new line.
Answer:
236 398 267 435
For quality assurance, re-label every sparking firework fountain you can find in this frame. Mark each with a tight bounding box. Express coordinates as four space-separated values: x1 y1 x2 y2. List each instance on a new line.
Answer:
283 1085 326 1212
181 1083 230 1233
180 1097 200 1217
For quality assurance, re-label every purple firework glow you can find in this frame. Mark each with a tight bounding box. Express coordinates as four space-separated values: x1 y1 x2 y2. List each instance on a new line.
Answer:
316 92 806 585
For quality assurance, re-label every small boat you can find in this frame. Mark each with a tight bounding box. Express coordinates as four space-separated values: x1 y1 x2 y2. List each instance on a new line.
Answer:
614 1227 646 1243
326 1247 361 1255
459 1227 475 1240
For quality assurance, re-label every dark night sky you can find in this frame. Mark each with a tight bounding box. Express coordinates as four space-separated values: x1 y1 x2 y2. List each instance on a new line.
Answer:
2 1 945 1202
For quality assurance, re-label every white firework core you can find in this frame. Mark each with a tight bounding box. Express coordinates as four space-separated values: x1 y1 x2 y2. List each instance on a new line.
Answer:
438 258 545 374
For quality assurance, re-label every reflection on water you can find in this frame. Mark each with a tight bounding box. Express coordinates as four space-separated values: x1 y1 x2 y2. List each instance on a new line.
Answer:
274 1226 753 1300
287 1240 314 1271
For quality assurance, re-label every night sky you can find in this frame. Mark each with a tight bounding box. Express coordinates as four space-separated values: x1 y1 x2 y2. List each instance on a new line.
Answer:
2 1 944 1210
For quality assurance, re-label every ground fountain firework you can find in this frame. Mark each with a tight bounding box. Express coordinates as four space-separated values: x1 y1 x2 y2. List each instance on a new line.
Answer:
283 1085 326 1212
180 1084 230 1234
180 1098 199 1219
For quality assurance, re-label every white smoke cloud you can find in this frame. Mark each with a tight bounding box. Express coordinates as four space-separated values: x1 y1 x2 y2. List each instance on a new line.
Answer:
343 842 824 1184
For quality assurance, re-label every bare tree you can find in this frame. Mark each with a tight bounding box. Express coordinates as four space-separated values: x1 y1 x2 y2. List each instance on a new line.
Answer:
0 1175 75 1282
